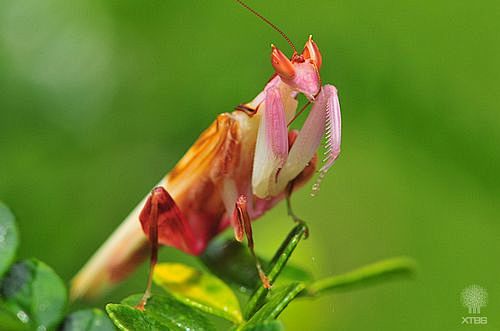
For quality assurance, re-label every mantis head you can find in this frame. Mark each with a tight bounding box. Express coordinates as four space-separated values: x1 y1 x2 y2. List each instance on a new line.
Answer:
271 36 322 100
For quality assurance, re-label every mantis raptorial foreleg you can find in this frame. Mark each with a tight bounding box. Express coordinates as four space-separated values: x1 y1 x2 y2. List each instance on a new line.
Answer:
280 85 341 192
252 84 341 200
252 86 291 198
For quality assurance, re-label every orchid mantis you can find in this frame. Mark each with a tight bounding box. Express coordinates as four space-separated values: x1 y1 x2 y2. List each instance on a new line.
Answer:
70 1 341 301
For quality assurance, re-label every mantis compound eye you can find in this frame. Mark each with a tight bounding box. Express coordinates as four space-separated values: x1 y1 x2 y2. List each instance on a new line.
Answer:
271 44 296 80
302 35 322 69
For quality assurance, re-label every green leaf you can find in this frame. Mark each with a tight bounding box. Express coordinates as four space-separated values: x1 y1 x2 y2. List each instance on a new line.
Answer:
106 303 164 330
201 240 259 293
61 309 115 331
0 303 29 331
153 263 243 324
239 320 284 331
0 258 67 330
0 202 19 278
201 225 311 296
244 224 307 319
241 283 305 330
305 257 416 296
106 294 216 331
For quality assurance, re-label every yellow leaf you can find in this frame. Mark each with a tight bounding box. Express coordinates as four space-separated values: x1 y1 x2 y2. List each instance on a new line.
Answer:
154 263 243 324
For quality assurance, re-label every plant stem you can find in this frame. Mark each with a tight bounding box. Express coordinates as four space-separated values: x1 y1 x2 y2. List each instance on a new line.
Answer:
244 224 307 319
304 257 416 297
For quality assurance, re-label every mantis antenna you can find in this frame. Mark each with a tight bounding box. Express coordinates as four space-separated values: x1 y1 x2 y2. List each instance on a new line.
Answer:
234 0 298 54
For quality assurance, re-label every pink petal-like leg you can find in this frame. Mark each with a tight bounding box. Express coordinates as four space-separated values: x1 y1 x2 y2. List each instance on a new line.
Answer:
252 86 289 198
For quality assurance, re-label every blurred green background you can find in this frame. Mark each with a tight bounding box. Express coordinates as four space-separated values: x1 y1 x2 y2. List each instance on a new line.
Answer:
1 0 499 330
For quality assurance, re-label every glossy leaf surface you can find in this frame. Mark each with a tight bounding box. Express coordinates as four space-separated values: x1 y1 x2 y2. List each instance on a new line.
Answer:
0 259 67 330
107 293 216 331
153 262 243 323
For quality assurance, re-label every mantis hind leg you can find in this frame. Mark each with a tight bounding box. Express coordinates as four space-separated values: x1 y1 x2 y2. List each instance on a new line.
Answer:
135 189 161 310
232 195 271 289
136 186 198 309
